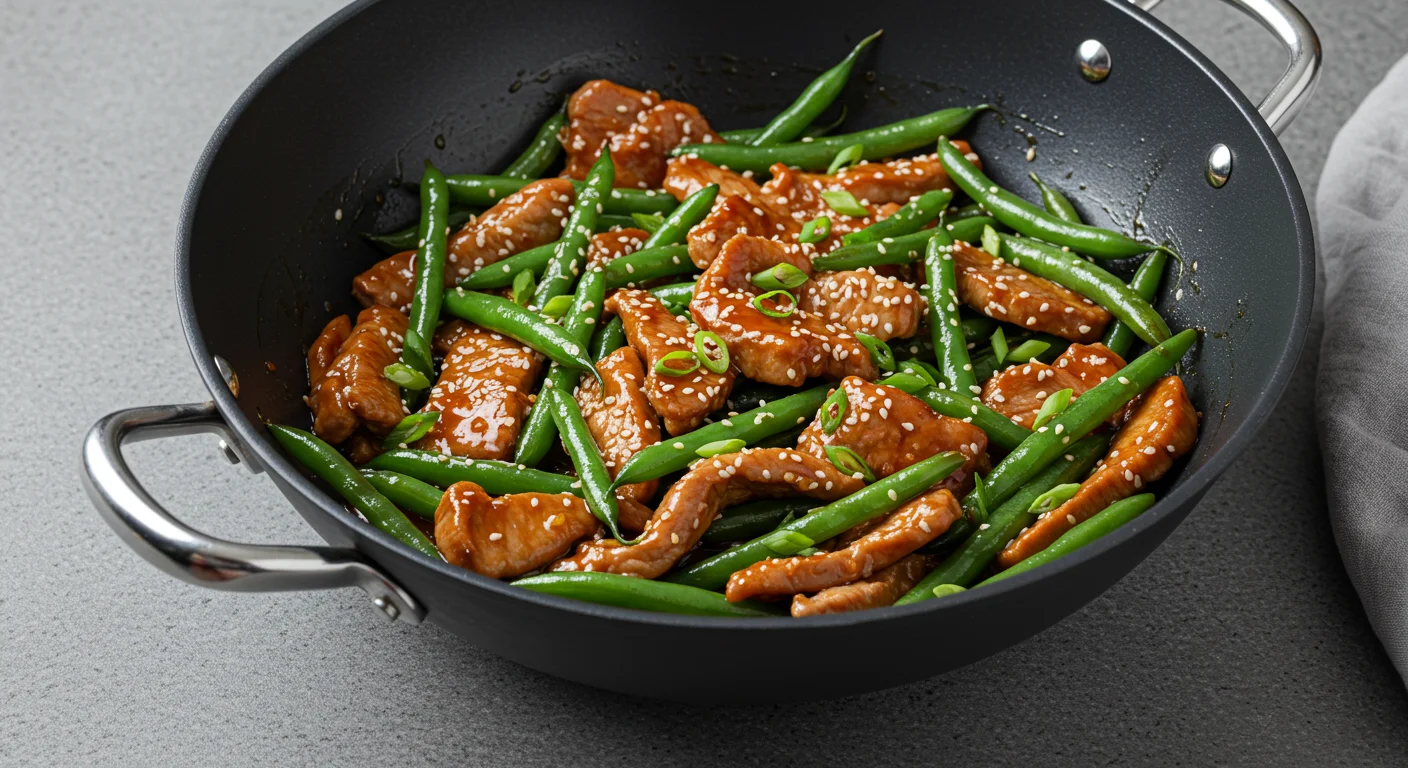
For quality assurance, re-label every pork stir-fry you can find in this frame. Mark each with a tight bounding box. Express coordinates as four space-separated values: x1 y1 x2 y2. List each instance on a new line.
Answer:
275 42 1201 620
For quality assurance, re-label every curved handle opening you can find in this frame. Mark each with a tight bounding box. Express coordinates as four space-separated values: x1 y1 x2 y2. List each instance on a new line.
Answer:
80 402 424 624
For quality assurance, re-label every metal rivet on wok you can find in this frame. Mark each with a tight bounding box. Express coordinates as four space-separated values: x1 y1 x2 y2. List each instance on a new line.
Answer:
372 596 401 622
1206 143 1233 188
1076 39 1111 82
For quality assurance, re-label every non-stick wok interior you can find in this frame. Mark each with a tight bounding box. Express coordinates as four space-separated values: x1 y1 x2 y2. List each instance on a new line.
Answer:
181 0 1308 628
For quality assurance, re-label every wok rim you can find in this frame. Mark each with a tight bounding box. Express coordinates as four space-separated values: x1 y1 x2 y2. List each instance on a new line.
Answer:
174 0 1315 631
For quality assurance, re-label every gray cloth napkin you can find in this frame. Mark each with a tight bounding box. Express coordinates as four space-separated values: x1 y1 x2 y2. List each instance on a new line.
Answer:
1316 54 1408 684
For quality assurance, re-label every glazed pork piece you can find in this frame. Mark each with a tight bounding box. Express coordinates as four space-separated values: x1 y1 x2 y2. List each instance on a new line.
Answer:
790 554 934 617
791 144 971 206
689 234 877 386
981 343 1127 428
435 481 599 579
411 323 542 460
952 240 1111 343
606 289 734 435
306 306 409 445
552 449 863 579
561 80 721 190
585 227 651 269
795 267 922 342
353 178 572 312
578 346 662 529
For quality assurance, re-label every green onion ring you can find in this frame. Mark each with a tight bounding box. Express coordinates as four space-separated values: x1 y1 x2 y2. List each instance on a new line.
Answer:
752 289 797 318
693 331 730 374
654 350 701 377
824 445 876 483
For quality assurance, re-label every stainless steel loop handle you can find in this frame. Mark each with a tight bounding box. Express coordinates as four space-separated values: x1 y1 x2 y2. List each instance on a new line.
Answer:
1134 0 1321 133
81 402 425 624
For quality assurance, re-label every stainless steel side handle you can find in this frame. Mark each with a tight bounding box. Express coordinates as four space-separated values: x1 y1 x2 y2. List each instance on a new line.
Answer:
1134 0 1322 133
80 402 425 624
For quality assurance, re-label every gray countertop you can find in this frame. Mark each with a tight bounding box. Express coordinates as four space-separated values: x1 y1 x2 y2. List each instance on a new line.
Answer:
4 0 1407 764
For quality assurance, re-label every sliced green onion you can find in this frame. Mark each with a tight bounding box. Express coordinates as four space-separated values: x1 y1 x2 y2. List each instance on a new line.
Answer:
632 212 664 233
799 216 831 244
693 331 730 374
972 471 990 522
794 547 823 557
855 332 895 371
510 269 536 307
762 530 815 557
384 362 431 390
654 349 701 376
981 223 1002 257
990 326 1009 365
1031 387 1074 429
751 263 810 291
1006 339 1051 364
540 294 573 318
696 438 746 458
820 190 870 218
1028 483 1082 515
752 289 797 318
825 445 876 483
821 387 849 434
931 583 967 598
896 359 938 387
826 143 865 175
877 372 929 395
380 411 440 450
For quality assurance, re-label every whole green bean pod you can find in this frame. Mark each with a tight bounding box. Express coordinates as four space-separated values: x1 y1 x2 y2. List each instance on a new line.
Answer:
363 449 579 495
514 572 784 617
643 184 718 248
936 140 1159 260
612 386 830 487
924 233 979 397
268 426 439 558
896 434 1107 604
533 149 612 307
441 289 599 380
1028 172 1082 224
995 232 1172 346
458 242 555 290
811 229 935 271
589 315 627 362
668 451 967 590
445 175 678 215
514 269 607 466
719 108 847 143
363 207 476 255
672 105 989 174
545 388 632 543
402 163 449 378
603 244 695 289
961 315 997 342
595 214 636 231
1101 250 1169 358
913 386 1030 453
650 281 697 307
360 469 444 520
702 498 823 544
503 112 567 178
749 30 881 146
842 188 953 246
977 493 1155 587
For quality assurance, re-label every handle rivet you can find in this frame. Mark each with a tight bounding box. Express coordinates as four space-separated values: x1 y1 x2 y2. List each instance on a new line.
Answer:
1076 40 1111 82
372 595 400 622
1206 143 1233 188
218 439 241 465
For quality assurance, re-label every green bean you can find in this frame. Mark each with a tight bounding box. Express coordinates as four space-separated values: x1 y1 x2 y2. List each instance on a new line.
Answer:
751 425 806 450
841 189 953 246
363 449 579 495
720 106 849 144
533 149 612 307
613 386 830 487
545 388 631 542
650 281 697 307
913 386 1030 453
441 289 599 379
924 232 979 397
811 229 935 271
458 242 553 290
603 244 695 289
1102 250 1169 358
445 175 677 216
896 434 1107 604
936 140 1160 260
402 163 449 378
595 214 635 231
589 315 627 361
514 269 607 466
961 315 997 342
1028 172 1082 224
362 207 476 255
668 451 966 590
995 232 1172 346
703 498 822 544
503 112 567 178
514 572 784 617
977 493 1155 587
360 469 444 520
748 31 881 146
644 184 718 248
673 105 989 174
268 426 439 558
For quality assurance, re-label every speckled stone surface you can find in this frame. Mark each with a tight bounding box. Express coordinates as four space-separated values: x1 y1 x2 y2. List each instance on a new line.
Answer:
3 0 1406 764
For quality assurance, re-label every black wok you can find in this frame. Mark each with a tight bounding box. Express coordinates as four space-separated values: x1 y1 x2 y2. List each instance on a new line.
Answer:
81 0 1320 701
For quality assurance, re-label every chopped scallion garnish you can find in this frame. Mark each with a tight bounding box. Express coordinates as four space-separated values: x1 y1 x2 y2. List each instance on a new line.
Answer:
855 332 895 372
380 411 440 450
1031 387 1074 429
384 362 431 390
990 326 1009 365
1028 483 1082 515
751 289 797 318
799 216 832 244
654 350 701 376
824 445 875 483
820 189 869 218
1005 339 1051 364
696 438 746 458
825 143 864 175
510 269 536 307
751 262 810 291
821 387 849 434
693 331 730 374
